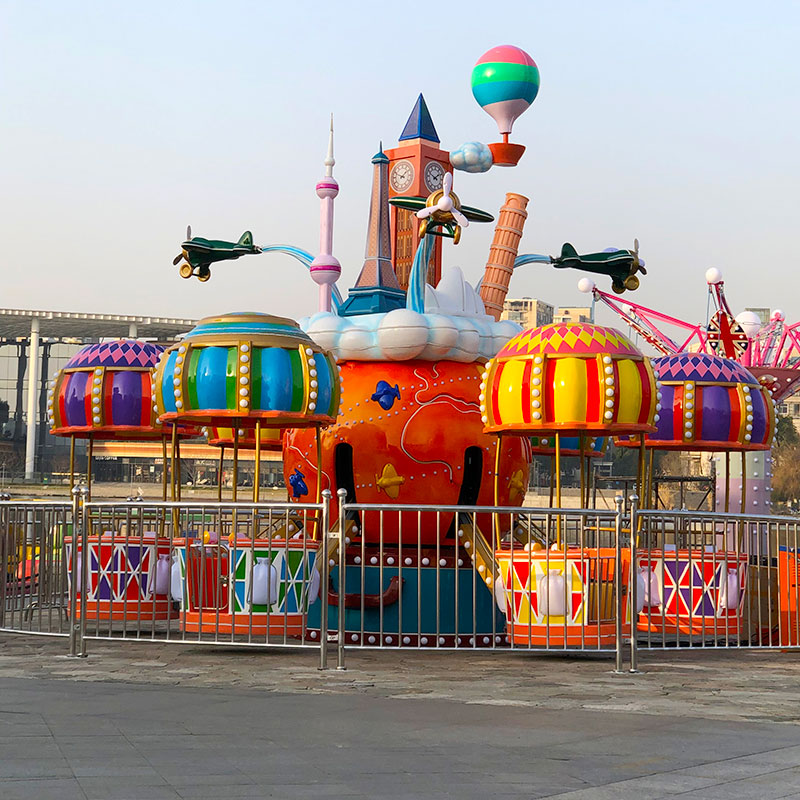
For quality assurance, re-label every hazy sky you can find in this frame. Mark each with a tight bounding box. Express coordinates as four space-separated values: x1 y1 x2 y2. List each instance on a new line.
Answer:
2 1 799 334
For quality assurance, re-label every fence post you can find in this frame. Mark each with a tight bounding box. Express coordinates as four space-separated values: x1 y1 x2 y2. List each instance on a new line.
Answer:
0 494 10 629
318 490 331 671
614 494 625 673
628 493 640 673
337 488 348 671
68 486 83 657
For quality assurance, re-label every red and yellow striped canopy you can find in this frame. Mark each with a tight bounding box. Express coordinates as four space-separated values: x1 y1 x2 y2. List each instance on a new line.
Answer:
481 323 658 436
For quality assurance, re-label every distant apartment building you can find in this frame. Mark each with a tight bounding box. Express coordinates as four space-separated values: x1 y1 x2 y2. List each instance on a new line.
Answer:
554 306 592 324
501 298 554 329
745 307 771 326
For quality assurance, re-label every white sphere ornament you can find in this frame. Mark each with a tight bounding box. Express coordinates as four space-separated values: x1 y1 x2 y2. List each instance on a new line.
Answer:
705 267 723 284
577 277 596 294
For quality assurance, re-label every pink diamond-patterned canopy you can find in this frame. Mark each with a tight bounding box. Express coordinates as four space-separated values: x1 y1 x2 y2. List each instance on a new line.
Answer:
64 339 163 370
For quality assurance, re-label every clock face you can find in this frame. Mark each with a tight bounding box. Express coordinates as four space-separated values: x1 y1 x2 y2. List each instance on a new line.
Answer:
390 160 415 193
424 161 445 192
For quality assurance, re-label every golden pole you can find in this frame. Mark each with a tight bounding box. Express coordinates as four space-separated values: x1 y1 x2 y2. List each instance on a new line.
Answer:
740 450 747 514
724 451 730 513
579 435 586 509
313 424 323 541
170 423 179 535
647 447 655 510
638 434 646 506
69 436 75 493
555 432 562 550
161 436 168 502
217 445 225 503
548 454 555 508
175 437 182 502
493 435 502 549
86 437 93 502
232 426 239 503
253 421 261 504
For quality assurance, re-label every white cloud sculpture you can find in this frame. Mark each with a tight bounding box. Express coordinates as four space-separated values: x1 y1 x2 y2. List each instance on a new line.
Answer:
300 267 520 363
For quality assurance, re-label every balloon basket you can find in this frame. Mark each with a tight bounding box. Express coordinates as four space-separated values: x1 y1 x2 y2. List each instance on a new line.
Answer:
636 550 748 639
65 535 177 622
495 547 630 648
173 537 320 638
488 142 526 167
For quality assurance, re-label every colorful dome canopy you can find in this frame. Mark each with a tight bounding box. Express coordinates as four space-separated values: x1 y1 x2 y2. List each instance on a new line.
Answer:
618 352 775 451
481 323 658 436
49 340 178 440
154 313 340 428
205 425 283 451
530 435 606 458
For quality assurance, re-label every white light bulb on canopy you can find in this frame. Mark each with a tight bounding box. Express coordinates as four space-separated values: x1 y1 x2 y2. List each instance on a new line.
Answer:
705 267 723 285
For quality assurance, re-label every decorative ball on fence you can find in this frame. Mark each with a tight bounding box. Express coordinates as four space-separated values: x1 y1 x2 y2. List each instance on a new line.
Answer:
49 340 175 440
481 322 658 436
617 352 775 451
153 312 340 429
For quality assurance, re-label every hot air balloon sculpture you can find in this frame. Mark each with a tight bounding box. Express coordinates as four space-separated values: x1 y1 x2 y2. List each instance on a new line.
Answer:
471 45 540 166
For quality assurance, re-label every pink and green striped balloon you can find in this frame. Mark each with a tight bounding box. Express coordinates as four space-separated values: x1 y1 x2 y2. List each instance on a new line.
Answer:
471 45 539 136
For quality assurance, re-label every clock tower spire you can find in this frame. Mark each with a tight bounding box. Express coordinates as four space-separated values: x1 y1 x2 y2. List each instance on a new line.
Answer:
385 94 452 290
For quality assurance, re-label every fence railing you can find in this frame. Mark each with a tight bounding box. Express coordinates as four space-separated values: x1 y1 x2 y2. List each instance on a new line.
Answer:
1 490 800 671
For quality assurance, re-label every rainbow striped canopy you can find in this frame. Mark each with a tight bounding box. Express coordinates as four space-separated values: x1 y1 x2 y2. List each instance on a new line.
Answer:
154 313 340 429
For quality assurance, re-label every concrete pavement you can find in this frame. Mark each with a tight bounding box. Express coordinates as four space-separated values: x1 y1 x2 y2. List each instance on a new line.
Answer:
2 636 800 798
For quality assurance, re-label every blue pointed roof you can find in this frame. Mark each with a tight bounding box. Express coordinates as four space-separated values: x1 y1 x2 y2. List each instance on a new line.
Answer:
399 94 440 143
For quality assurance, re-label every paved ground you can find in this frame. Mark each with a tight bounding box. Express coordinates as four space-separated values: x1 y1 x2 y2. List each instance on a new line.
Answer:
1 637 800 798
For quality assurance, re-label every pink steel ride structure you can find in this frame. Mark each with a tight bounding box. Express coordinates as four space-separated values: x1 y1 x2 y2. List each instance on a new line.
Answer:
584 268 795 514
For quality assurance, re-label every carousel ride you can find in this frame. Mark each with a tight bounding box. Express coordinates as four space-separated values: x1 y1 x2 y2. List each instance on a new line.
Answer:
42 43 785 648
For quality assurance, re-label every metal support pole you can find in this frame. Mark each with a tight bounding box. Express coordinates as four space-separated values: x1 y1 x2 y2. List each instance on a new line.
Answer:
628 493 640 673
78 486 89 657
318 490 332 671
253 420 262 504
336 488 346 670
68 485 90 657
614 494 625 673
24 318 39 480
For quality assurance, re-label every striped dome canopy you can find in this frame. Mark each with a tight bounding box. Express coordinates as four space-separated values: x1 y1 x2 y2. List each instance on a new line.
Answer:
617 352 775 452
482 323 658 436
49 340 190 440
154 312 340 429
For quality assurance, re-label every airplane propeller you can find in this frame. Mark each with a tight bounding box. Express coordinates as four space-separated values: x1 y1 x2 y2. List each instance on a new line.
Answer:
632 238 647 274
415 173 470 228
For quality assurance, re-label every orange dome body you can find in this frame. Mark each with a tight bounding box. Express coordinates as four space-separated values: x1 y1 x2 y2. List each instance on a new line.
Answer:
283 360 530 545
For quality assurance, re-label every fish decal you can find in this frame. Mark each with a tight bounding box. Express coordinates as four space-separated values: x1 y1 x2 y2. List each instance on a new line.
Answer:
370 380 401 410
288 467 308 499
375 463 405 500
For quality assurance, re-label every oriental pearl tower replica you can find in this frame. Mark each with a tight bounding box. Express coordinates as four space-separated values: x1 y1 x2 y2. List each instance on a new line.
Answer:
309 117 341 313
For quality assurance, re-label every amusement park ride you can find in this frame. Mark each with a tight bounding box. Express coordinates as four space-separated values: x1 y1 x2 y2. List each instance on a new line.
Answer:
38 43 798 650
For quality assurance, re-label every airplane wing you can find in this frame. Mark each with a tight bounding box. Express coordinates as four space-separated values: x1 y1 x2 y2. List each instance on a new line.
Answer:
460 205 494 223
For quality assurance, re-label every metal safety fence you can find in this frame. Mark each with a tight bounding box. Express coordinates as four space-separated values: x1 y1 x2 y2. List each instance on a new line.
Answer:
1 490 800 671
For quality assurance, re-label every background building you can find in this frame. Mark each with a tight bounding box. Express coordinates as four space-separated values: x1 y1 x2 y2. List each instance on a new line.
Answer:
0 309 195 481
501 297 554 328
554 306 592 324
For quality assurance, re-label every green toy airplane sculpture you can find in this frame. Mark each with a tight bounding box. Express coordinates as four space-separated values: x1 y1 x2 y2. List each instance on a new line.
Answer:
517 240 647 293
552 240 646 293
173 227 261 281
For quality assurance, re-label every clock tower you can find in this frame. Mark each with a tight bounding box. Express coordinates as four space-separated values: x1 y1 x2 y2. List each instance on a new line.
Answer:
385 94 452 290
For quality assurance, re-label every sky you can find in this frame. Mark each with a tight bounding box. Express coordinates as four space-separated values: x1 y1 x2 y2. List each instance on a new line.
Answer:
2 0 799 334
